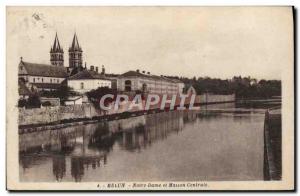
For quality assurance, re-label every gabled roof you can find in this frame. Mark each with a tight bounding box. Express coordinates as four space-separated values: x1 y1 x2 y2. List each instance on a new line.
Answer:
69 33 82 52
68 70 111 81
50 33 63 53
20 61 68 78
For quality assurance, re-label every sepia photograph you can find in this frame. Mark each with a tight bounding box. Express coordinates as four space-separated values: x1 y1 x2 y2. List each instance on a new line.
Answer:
6 6 294 191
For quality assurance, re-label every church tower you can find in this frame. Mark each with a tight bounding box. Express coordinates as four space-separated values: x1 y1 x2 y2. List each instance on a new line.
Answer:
50 33 64 66
68 33 83 68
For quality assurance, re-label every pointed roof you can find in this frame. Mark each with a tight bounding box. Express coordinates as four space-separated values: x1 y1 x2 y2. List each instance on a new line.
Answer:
69 33 82 52
51 33 63 53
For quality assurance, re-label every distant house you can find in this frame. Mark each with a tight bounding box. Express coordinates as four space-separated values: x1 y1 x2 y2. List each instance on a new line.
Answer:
67 69 112 93
183 84 197 95
64 96 83 105
18 58 68 91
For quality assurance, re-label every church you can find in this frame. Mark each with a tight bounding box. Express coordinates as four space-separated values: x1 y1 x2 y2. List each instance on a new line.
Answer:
18 33 111 93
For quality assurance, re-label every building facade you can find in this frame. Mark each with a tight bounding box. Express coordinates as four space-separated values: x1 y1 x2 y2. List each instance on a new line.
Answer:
117 70 184 95
68 69 112 93
18 58 68 91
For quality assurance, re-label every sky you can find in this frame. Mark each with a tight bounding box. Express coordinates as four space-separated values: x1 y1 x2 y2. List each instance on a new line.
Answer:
7 7 293 80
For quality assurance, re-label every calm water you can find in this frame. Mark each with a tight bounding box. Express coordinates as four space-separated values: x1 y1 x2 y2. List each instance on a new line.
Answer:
19 102 274 182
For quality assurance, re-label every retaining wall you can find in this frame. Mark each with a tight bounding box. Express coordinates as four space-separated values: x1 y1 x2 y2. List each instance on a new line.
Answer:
19 94 235 126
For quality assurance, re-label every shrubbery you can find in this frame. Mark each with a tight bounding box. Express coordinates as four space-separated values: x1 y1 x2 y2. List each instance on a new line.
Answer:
19 94 41 108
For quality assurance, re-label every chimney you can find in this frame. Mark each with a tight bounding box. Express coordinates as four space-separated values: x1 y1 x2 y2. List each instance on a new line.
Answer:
95 66 99 73
90 65 94 71
136 69 140 73
102 65 105 74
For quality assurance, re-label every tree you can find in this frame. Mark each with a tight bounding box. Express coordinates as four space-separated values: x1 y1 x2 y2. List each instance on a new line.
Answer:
18 99 27 108
40 85 77 104
26 94 41 108
86 87 117 109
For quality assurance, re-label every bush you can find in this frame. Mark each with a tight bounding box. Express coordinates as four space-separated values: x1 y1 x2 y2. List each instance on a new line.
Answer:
18 99 27 108
26 94 41 108
86 87 117 109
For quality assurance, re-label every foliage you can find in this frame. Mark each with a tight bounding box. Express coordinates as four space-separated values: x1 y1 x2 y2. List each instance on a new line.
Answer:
86 87 118 109
166 75 281 98
18 99 27 108
40 85 78 103
25 94 41 108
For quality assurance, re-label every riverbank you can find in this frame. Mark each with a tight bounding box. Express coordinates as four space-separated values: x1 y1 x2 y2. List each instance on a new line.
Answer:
263 107 282 180
19 94 235 133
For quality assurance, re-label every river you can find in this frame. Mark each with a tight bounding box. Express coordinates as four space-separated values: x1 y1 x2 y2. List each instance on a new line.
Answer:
19 101 280 182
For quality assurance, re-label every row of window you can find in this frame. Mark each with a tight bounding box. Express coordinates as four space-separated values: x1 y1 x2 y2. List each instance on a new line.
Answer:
32 77 61 83
51 54 63 60
80 82 110 89
69 53 82 58
139 80 177 87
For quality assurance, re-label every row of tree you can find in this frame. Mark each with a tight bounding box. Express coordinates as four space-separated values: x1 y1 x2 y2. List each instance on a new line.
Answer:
167 75 281 98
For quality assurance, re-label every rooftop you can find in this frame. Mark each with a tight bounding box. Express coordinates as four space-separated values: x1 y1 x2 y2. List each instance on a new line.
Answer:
20 61 68 78
68 70 111 81
120 70 184 83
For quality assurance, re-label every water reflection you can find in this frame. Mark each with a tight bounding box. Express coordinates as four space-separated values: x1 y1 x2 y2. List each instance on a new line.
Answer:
19 103 269 182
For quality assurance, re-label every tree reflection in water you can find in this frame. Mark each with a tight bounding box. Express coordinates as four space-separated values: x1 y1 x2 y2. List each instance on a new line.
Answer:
19 110 201 182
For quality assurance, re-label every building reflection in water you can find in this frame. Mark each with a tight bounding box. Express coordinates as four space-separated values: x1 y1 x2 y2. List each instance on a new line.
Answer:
52 155 66 181
19 110 199 182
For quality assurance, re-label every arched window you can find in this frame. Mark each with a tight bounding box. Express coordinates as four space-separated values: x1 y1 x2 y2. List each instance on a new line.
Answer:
125 80 132 91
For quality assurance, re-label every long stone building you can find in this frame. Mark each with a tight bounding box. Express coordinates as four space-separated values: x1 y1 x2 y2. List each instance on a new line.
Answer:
117 70 184 95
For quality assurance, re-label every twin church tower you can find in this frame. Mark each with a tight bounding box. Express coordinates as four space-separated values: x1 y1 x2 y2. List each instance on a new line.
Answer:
50 33 83 68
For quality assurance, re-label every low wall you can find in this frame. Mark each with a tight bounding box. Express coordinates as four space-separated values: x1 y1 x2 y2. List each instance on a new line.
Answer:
198 93 235 104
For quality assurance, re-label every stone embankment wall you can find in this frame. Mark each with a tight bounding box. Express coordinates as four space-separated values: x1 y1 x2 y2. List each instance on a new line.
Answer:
19 104 101 126
19 94 235 126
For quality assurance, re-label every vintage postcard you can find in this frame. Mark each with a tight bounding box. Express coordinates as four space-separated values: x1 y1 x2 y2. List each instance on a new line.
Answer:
6 6 294 191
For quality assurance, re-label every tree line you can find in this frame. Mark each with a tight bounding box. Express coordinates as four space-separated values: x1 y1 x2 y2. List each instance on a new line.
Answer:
166 75 281 99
